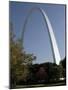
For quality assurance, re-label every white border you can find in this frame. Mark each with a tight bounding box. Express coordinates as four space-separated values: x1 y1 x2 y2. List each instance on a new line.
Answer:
0 0 68 90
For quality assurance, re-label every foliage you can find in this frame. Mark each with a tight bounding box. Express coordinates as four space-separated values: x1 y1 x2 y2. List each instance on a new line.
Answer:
36 67 47 81
60 57 66 78
10 23 36 88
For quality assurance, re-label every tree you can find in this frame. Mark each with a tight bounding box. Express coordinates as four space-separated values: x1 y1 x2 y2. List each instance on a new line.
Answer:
60 57 66 78
48 63 60 82
36 67 47 82
10 23 36 88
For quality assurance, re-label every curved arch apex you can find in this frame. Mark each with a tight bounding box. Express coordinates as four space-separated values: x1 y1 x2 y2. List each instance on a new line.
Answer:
21 7 61 65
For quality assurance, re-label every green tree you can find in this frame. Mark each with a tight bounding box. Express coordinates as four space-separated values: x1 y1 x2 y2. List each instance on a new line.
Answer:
48 63 60 82
10 23 36 88
60 57 66 78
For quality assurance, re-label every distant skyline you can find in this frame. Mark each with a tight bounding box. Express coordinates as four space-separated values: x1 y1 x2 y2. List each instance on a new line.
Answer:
10 1 66 64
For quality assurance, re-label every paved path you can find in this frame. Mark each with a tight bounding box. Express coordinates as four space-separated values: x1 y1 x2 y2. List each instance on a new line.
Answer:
15 82 66 89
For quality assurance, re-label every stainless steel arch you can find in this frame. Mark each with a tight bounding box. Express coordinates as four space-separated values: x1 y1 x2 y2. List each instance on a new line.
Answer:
21 7 61 65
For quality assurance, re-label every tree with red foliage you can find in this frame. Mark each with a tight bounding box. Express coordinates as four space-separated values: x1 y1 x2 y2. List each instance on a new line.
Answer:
36 67 47 82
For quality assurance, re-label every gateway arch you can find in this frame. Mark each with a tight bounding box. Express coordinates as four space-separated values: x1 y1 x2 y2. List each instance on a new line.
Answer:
21 7 61 65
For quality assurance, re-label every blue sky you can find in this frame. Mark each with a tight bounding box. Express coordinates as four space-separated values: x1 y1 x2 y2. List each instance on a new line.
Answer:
10 1 66 64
